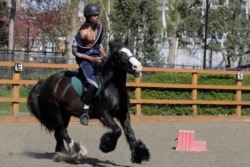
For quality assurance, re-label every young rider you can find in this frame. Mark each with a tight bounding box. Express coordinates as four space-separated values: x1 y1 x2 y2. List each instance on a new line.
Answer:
72 3 107 125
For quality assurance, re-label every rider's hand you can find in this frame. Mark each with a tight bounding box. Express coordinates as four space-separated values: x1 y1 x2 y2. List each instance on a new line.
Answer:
102 53 108 59
92 56 103 63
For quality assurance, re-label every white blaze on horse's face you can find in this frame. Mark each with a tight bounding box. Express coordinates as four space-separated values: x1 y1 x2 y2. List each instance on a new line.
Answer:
120 48 142 77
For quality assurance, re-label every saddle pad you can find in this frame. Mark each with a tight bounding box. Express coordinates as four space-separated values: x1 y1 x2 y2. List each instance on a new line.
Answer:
71 76 103 97
71 76 87 97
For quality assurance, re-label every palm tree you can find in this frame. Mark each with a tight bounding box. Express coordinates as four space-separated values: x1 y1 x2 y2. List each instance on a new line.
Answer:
165 0 181 66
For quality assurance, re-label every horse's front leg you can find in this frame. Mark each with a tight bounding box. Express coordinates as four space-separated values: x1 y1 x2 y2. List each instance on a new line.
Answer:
118 112 150 164
99 112 122 153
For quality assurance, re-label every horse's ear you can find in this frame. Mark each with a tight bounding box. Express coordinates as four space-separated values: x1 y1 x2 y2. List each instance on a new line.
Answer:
108 41 116 51
124 37 129 46
108 41 114 48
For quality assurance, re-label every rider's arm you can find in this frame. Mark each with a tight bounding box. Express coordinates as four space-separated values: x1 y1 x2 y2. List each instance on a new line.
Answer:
96 26 108 58
72 40 82 58
99 47 107 58
80 54 95 61
72 41 102 63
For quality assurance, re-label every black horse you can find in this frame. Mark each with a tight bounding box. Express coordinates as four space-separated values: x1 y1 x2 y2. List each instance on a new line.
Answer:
27 41 150 164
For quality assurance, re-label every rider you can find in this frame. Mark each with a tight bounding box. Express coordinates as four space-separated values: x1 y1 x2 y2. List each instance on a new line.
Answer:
72 3 107 125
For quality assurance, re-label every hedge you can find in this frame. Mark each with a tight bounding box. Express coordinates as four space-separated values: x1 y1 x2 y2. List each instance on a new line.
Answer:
127 72 250 116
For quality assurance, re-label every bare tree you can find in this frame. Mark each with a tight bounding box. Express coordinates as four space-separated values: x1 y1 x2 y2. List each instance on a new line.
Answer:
8 0 16 52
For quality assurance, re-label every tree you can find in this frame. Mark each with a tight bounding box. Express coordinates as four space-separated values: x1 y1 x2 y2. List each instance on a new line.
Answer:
216 0 250 68
165 0 182 66
14 10 41 51
14 0 76 54
177 0 203 46
110 0 160 63
65 0 80 59
0 0 8 48
177 0 250 68
98 0 113 49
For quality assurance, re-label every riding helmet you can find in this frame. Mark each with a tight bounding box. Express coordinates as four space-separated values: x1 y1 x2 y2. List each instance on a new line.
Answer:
84 3 100 17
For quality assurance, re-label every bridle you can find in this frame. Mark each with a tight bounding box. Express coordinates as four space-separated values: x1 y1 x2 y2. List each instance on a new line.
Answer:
117 47 142 75
106 44 142 77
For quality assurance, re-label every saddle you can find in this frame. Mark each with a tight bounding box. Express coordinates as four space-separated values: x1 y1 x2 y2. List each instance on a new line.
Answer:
70 70 102 98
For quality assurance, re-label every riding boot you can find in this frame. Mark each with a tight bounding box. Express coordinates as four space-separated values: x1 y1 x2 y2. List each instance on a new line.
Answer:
80 107 89 125
79 85 97 126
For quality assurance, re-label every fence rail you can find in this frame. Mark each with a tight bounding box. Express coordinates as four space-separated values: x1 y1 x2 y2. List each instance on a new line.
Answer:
1 62 250 123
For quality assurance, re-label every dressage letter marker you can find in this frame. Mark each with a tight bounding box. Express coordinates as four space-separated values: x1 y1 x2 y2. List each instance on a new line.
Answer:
175 130 207 152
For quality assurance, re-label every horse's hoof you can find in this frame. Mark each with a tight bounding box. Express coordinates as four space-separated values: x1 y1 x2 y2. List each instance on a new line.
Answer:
78 145 88 158
131 140 150 164
69 141 88 158
99 132 118 153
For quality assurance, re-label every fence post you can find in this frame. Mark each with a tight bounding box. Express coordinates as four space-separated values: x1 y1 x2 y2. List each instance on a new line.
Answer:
12 70 20 118
235 80 242 116
192 72 198 116
134 77 142 116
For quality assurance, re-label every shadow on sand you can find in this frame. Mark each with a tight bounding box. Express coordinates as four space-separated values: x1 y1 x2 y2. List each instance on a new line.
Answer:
23 151 131 167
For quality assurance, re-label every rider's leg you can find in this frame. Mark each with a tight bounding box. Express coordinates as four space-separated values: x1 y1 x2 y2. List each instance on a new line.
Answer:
79 61 98 125
80 84 97 125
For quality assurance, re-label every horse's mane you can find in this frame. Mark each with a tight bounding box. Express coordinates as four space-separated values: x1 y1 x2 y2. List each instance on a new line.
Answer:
92 41 129 88
95 41 126 72
108 40 128 55
103 41 129 69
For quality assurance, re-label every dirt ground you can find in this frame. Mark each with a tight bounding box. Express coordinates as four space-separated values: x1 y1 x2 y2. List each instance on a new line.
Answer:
1 120 250 167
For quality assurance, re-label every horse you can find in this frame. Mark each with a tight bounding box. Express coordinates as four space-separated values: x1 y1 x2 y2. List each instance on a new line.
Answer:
27 41 150 164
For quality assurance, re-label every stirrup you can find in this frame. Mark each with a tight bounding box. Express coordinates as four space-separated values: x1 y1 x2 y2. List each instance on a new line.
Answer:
80 109 89 125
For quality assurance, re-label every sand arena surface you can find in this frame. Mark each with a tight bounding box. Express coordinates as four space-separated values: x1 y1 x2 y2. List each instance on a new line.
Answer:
0 120 250 167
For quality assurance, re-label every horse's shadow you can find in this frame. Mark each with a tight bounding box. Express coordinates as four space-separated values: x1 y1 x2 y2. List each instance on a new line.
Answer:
24 151 131 167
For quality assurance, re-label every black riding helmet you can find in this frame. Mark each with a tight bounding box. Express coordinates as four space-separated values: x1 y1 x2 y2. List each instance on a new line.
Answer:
84 3 100 17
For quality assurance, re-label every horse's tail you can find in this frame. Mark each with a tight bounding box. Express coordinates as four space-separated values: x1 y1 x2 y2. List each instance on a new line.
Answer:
27 79 45 123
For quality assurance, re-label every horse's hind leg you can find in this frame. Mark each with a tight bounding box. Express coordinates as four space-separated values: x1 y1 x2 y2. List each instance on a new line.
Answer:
55 129 71 152
53 113 88 158
54 126 88 157
53 112 71 152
